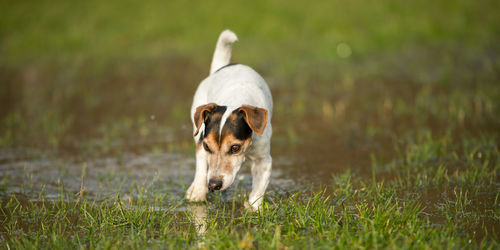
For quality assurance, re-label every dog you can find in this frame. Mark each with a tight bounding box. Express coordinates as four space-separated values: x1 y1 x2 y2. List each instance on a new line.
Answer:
185 30 273 211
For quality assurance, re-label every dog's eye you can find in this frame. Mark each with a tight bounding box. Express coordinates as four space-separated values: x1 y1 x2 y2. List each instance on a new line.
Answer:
203 142 212 153
230 144 241 154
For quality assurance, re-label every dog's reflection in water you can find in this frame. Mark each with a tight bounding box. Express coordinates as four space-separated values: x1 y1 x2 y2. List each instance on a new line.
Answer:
187 204 208 239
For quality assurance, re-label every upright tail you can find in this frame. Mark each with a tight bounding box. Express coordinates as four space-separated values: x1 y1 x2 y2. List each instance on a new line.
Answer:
210 30 238 75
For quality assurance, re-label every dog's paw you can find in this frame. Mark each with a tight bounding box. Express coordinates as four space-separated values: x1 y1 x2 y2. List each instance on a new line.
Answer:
185 184 208 202
244 199 262 212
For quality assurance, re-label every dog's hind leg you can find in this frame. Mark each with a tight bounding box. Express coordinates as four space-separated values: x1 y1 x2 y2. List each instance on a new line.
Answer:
186 150 209 202
247 154 272 210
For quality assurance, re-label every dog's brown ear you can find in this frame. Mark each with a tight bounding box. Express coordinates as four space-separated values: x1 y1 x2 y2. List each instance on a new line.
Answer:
193 103 217 136
238 105 268 135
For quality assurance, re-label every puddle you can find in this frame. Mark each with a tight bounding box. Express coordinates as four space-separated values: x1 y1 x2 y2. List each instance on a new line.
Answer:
0 148 298 203
1 54 499 243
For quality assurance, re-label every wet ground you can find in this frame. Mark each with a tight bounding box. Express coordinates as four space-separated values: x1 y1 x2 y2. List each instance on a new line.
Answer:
1 50 499 243
0 57 396 196
0 70 395 202
0 148 298 202
0 55 497 187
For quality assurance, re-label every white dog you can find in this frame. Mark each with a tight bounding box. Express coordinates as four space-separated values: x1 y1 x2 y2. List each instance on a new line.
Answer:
185 30 273 210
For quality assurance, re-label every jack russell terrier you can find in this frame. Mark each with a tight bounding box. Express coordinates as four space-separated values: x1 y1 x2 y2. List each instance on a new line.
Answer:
185 30 273 210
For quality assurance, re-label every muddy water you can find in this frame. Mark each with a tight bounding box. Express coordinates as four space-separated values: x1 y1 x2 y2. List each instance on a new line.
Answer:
0 57 498 216
0 61 396 202
0 148 300 201
0 121 376 202
0 99 389 204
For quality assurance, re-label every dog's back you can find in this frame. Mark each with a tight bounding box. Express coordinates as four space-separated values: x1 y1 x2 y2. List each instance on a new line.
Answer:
191 30 273 126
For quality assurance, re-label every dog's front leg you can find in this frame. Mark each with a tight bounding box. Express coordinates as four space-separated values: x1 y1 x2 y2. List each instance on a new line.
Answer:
247 155 272 210
186 150 209 202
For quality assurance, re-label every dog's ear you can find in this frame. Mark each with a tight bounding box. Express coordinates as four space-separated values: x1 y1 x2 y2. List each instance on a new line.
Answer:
238 105 268 135
194 103 218 136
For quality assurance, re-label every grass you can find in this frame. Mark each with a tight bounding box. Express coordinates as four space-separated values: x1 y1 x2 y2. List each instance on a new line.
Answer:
1 0 500 248
1 0 498 67
0 134 498 248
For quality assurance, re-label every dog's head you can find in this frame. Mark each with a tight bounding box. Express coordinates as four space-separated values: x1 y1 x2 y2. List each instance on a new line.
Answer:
193 103 268 191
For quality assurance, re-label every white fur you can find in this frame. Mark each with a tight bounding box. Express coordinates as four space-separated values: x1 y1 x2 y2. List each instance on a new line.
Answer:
209 30 238 75
186 30 273 210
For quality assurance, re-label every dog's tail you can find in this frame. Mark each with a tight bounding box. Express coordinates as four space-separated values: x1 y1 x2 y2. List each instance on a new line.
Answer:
210 30 238 75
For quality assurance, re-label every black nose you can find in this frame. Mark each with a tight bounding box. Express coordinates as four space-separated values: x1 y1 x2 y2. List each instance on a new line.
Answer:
208 179 223 191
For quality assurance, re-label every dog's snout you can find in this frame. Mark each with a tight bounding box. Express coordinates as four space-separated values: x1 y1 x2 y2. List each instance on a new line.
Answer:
208 179 223 191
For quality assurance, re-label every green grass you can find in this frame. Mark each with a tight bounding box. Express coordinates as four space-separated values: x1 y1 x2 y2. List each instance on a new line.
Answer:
1 0 499 71
1 134 498 248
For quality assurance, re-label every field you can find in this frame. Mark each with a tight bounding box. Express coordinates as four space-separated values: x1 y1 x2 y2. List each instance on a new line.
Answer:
1 0 499 248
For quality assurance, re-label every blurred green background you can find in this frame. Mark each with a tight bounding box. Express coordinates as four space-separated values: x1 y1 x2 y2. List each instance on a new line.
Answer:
0 0 499 157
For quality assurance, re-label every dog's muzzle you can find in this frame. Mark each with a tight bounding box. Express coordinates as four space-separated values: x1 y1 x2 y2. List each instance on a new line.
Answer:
208 179 223 191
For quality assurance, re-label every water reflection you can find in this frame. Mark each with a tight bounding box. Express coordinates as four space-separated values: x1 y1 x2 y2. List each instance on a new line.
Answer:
187 204 208 237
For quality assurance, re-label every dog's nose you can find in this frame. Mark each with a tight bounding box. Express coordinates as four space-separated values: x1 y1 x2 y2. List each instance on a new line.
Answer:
208 179 223 191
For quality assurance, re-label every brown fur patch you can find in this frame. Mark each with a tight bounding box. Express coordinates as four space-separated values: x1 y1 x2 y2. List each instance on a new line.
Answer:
238 105 268 135
193 103 217 136
220 133 251 154
204 132 220 153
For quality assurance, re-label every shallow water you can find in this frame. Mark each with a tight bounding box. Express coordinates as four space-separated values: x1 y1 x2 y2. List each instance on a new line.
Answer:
0 61 403 199
0 148 299 202
1 54 499 242
0 109 391 203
